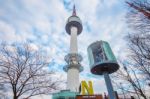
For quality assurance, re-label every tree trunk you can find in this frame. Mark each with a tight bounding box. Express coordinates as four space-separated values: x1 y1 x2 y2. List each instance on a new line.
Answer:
13 95 18 99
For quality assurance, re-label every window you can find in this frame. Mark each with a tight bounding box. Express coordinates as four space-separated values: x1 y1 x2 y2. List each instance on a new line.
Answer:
93 45 103 63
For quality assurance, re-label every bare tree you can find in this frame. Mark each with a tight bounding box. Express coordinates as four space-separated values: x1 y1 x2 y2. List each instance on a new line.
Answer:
112 62 148 99
126 0 150 34
0 43 61 99
127 34 150 80
125 0 150 82
112 0 150 98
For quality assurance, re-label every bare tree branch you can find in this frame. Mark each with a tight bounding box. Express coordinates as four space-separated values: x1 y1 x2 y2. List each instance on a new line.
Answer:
0 43 62 99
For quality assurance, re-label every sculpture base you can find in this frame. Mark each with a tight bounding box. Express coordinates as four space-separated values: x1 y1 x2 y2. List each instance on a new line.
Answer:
52 90 79 99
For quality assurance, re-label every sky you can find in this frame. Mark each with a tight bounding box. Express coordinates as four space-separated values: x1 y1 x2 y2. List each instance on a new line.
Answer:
0 0 129 98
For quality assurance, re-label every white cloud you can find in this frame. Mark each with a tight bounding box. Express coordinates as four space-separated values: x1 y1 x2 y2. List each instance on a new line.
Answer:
0 20 15 34
0 20 18 42
28 43 39 51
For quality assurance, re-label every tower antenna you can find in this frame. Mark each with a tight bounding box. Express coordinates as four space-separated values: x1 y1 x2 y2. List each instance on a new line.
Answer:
72 4 76 16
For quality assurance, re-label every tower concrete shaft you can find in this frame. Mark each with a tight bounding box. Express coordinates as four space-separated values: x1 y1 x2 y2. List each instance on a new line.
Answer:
63 5 83 92
67 26 79 92
67 63 80 92
70 26 78 53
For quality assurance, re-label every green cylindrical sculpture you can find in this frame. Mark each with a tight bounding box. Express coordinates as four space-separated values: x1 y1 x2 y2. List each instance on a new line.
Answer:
87 41 119 75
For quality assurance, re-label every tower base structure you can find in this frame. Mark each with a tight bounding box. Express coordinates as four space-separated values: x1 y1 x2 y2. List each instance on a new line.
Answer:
52 90 79 99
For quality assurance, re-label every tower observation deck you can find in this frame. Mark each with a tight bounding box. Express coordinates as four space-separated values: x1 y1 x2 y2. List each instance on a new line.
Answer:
63 5 83 92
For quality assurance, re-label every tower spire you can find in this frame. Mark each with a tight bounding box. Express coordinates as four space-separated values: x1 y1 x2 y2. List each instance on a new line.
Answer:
72 4 76 16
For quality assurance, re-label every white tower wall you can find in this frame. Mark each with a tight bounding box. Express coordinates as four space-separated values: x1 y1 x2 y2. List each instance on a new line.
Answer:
70 26 78 53
67 67 79 92
67 26 79 92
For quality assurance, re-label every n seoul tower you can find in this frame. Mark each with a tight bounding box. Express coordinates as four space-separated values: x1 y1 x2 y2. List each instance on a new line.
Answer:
63 5 83 92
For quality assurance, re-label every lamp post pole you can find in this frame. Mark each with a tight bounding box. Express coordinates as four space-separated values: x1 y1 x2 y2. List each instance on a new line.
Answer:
104 72 116 99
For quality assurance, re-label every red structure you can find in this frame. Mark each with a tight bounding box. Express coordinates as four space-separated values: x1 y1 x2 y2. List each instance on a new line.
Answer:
76 93 134 99
126 1 150 19
76 95 103 99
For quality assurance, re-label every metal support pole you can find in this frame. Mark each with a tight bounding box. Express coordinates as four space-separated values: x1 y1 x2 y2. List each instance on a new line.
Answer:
104 72 116 99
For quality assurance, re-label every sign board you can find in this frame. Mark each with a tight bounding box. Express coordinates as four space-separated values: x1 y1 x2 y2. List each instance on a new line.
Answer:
76 95 103 99
81 81 94 95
